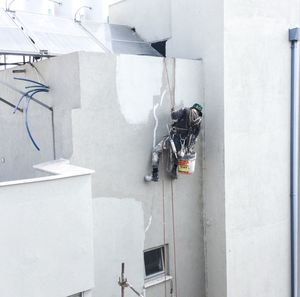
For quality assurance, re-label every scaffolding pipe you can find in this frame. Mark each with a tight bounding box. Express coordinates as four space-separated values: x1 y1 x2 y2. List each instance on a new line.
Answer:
289 27 299 297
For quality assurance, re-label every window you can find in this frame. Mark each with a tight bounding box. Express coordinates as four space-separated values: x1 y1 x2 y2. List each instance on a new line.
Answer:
144 245 167 278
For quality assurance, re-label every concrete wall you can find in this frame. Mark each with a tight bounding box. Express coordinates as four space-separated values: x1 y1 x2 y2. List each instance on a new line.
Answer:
109 3 226 295
0 67 54 181
93 197 145 297
109 0 171 42
108 0 300 296
69 52 205 297
0 169 94 297
224 1 299 297
0 52 80 181
0 52 205 297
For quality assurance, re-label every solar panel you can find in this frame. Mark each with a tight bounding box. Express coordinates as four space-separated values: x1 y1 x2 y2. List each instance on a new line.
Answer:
0 9 38 55
15 12 106 55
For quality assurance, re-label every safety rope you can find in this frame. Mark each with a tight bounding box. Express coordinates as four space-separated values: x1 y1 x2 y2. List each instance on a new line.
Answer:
161 150 167 297
163 57 178 297
164 58 176 109
170 180 178 297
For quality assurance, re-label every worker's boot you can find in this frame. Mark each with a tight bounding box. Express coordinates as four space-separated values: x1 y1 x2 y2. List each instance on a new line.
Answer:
144 167 159 182
152 167 159 182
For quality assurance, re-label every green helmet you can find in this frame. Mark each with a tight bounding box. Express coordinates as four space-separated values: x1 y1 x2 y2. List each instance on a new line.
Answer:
192 103 203 113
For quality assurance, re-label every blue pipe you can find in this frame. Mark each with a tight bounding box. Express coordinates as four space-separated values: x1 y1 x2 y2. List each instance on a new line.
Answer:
289 27 299 297
13 88 49 113
24 89 48 151
14 77 49 89
25 85 46 89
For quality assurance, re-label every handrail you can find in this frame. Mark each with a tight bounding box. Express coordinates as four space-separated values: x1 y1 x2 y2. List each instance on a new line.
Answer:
0 96 23 112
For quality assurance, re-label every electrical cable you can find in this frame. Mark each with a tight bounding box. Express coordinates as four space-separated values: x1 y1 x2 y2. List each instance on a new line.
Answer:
161 151 167 297
24 89 48 151
13 77 50 150
13 88 49 114
25 85 46 89
170 180 178 297
13 77 49 89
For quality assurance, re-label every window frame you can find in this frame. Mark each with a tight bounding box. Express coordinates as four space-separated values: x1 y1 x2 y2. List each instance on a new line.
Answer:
144 245 168 280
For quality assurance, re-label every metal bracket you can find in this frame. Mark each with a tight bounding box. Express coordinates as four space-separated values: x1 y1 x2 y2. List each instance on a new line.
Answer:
289 28 300 42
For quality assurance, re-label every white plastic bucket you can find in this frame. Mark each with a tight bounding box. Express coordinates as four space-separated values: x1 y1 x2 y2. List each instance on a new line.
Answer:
178 153 197 175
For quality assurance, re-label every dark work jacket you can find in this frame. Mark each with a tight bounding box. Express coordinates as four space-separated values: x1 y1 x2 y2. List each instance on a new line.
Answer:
171 107 202 150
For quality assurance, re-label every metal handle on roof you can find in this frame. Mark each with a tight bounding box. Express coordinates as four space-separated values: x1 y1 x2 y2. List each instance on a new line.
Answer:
48 0 62 6
74 6 92 23
5 0 16 12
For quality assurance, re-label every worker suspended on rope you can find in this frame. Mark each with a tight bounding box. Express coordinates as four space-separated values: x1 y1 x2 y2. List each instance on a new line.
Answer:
145 103 203 182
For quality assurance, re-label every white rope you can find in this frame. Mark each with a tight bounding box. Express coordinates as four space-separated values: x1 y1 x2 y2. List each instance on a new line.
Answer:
164 57 179 297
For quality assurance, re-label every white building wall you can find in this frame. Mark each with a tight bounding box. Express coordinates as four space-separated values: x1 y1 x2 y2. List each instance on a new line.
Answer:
109 0 171 42
109 0 300 297
70 52 205 297
224 1 299 297
0 52 81 182
0 170 94 297
93 197 145 297
0 52 205 297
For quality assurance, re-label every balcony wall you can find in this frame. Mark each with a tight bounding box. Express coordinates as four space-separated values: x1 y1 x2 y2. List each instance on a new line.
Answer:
0 160 94 297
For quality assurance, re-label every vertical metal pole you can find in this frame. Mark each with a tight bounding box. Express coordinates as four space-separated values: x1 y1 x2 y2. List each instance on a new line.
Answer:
121 263 125 297
51 109 56 159
289 27 300 297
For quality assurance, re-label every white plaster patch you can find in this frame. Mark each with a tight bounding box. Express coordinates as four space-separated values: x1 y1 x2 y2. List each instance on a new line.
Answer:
153 89 167 147
116 55 163 124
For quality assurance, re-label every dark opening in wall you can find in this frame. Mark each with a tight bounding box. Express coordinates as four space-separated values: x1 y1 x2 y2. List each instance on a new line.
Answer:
151 40 167 57
144 245 168 278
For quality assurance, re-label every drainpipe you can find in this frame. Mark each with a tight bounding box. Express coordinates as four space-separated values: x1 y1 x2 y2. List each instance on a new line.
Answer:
289 27 299 297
